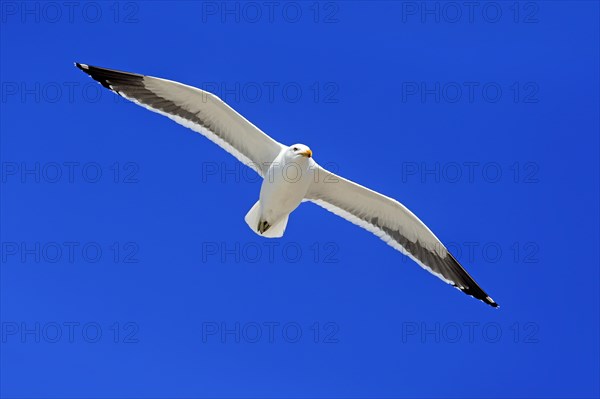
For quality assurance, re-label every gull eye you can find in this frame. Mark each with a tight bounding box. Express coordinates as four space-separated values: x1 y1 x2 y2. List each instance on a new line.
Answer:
292 147 298 151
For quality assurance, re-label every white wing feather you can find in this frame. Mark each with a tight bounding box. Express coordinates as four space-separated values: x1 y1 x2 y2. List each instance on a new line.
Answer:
306 164 498 307
75 63 284 176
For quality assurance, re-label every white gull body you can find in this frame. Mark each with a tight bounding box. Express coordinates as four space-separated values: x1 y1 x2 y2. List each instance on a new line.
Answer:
246 144 315 237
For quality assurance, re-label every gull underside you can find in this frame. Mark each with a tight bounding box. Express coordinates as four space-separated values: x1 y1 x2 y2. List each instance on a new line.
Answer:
74 62 499 308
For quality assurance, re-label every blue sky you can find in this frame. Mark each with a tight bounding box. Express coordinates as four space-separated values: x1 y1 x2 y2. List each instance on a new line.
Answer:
1 1 599 398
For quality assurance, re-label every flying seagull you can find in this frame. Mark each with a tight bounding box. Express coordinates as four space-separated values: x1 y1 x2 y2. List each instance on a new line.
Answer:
75 63 499 308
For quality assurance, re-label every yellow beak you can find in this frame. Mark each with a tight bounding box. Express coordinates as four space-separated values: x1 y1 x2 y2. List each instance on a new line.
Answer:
300 149 312 158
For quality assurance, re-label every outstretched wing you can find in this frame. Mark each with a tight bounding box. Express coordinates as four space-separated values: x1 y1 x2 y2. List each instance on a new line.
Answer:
75 63 285 176
306 164 498 307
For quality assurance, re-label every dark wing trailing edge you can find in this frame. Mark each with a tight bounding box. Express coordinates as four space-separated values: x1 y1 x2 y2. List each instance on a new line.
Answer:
307 165 499 308
75 63 284 176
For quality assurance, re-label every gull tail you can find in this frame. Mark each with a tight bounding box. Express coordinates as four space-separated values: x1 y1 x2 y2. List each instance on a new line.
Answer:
244 201 289 238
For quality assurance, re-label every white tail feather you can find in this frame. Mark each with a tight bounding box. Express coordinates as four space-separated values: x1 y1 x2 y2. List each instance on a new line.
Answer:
244 201 289 238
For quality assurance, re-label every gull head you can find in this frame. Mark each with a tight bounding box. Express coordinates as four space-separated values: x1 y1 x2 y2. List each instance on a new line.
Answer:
288 143 312 159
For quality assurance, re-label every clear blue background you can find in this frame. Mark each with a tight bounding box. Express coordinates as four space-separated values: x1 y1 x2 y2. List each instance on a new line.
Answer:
1 1 599 398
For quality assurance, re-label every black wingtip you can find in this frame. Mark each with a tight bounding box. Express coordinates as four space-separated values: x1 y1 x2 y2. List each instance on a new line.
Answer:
73 62 144 96
444 253 499 309
462 288 499 308
75 62 113 91
483 295 500 308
